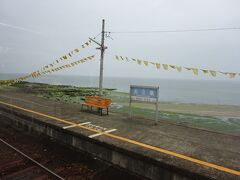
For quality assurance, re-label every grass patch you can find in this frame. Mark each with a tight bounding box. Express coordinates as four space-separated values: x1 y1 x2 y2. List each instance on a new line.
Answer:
110 105 240 135
4 81 240 135
11 81 116 104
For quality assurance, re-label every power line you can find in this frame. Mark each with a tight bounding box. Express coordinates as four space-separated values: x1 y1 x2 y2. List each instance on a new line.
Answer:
93 32 101 39
108 27 240 34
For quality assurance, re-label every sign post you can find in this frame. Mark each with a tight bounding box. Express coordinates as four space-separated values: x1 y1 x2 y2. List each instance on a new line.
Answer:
129 85 159 124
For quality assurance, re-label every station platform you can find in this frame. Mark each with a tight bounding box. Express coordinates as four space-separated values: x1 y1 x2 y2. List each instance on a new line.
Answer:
0 88 239 180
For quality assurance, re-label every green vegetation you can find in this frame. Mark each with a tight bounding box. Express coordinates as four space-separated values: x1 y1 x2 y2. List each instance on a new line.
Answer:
12 81 116 103
107 91 240 135
3 82 240 135
111 105 240 135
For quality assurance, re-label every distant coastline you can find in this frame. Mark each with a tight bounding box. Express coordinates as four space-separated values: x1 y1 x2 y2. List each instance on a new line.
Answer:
1 73 240 105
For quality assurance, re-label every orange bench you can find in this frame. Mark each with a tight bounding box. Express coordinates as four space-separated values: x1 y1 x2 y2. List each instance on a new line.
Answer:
81 96 111 115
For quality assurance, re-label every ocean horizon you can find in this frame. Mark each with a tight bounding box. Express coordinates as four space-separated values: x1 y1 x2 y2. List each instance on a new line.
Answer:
1 73 240 106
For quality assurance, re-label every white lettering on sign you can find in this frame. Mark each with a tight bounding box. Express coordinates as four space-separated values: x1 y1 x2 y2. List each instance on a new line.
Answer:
131 96 157 102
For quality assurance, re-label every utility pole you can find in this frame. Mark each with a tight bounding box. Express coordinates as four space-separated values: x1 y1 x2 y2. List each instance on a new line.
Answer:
89 19 107 96
99 19 105 96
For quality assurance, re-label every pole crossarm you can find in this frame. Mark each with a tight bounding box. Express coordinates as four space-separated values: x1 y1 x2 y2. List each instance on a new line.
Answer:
89 38 101 47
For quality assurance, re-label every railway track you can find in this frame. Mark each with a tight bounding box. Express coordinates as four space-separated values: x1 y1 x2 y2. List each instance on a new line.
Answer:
0 138 64 180
0 112 144 180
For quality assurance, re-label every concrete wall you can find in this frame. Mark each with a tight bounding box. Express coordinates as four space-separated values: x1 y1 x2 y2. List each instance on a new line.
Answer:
0 106 209 180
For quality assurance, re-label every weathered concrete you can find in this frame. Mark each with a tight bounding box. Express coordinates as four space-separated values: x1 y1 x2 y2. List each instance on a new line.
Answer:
0 109 199 180
0 90 239 180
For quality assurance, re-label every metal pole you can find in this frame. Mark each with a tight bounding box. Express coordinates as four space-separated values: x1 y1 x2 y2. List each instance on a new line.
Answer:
10 97 13 114
99 19 105 96
155 87 159 125
129 87 132 118
31 102 33 120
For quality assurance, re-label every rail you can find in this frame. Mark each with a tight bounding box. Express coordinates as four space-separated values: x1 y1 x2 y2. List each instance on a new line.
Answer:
0 138 65 180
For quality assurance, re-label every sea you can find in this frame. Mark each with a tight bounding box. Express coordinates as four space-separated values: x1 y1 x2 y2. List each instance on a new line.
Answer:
1 73 240 106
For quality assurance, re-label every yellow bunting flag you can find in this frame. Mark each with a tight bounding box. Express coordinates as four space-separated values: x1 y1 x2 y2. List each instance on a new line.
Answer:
192 68 199 75
210 70 217 77
228 73 237 79
137 60 142 65
120 56 124 60
62 55 68 60
169 65 175 69
162 64 168 70
31 72 36 78
169 65 181 72
115 55 119 60
143 61 148 66
176 66 182 72
201 69 209 74
155 63 160 69
74 48 80 53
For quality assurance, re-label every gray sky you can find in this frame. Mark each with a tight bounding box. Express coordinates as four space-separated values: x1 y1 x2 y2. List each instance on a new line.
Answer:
0 0 240 80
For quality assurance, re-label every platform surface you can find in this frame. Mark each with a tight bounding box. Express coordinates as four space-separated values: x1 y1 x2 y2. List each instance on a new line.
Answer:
0 88 239 180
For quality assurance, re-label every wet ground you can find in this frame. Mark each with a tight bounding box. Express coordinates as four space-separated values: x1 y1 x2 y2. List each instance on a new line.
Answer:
0 88 239 180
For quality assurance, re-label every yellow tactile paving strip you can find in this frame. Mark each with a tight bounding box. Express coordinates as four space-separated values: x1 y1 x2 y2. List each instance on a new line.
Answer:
0 100 239 176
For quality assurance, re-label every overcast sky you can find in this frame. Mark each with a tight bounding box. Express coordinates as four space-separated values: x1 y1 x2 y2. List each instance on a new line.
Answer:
0 0 240 80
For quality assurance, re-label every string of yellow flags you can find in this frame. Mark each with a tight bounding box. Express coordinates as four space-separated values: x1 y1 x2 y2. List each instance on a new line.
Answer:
35 55 95 77
115 55 240 79
0 39 93 86
40 39 92 72
0 55 95 86
29 39 93 79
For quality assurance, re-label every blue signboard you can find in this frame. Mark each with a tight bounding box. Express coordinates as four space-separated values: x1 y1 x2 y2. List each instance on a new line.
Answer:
130 85 159 103
129 85 159 123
